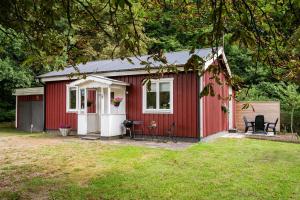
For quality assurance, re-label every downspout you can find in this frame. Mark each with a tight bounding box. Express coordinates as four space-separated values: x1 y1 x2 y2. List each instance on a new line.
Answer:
38 78 46 132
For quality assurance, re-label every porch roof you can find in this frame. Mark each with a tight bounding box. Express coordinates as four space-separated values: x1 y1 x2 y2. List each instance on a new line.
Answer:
68 75 130 87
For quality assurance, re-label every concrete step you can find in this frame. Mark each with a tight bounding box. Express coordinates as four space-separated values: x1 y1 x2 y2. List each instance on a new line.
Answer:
81 134 101 140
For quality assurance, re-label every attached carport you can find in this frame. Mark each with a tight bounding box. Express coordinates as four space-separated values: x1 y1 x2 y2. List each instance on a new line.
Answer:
13 87 44 132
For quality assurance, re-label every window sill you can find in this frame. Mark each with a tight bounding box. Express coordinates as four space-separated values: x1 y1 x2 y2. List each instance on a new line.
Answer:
143 110 173 114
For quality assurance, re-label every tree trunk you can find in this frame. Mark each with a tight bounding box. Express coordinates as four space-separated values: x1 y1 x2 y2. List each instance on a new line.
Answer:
291 107 294 134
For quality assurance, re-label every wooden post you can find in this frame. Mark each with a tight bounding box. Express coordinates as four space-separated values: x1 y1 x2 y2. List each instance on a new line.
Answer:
107 87 111 114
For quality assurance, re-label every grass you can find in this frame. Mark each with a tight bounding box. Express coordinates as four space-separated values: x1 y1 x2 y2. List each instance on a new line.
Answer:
0 126 300 200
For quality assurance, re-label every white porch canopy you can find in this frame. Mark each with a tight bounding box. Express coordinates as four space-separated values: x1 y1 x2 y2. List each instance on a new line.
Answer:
68 75 130 88
68 75 129 137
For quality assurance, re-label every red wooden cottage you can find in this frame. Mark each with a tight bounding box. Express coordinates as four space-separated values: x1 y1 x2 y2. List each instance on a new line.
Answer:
14 47 236 141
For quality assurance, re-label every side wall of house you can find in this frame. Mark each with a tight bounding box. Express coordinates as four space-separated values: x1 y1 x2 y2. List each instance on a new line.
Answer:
114 72 199 138
44 72 199 138
45 81 78 130
202 72 230 137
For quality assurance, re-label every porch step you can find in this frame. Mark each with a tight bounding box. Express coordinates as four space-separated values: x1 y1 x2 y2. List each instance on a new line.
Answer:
81 133 101 140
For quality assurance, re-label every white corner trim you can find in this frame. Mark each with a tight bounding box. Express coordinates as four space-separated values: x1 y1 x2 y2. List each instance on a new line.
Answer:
13 87 44 96
142 78 174 114
221 50 232 76
203 47 232 77
199 76 204 138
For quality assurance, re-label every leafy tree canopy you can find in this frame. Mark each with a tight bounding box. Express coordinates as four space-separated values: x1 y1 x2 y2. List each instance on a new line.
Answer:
0 0 299 84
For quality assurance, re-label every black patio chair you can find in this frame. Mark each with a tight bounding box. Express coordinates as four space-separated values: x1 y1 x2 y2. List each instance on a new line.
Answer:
132 120 144 139
254 115 267 134
266 118 278 135
243 116 254 132
165 122 177 143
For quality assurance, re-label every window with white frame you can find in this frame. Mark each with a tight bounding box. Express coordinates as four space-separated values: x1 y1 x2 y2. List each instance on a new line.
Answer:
143 78 173 114
79 88 86 110
66 86 78 112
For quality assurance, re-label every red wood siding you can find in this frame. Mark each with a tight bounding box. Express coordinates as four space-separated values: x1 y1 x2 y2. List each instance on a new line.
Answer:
18 95 43 102
45 81 77 130
113 72 199 138
202 72 229 137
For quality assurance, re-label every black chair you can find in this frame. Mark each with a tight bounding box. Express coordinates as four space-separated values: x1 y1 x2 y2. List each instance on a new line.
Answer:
266 118 278 135
243 116 254 132
132 120 144 139
254 115 267 134
147 120 157 140
165 122 177 143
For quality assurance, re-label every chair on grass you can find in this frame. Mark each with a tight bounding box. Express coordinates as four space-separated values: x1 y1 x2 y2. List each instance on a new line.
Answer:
266 118 278 135
254 115 267 134
243 116 254 133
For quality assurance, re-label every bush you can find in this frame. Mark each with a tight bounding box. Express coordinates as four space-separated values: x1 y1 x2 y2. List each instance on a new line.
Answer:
281 110 300 134
0 109 15 122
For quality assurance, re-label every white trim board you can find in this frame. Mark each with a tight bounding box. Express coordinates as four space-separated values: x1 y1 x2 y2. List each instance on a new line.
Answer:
13 87 44 96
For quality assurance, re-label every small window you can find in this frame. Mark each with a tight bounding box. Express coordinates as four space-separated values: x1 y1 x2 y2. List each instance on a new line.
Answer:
146 82 157 109
110 92 115 103
143 78 173 114
80 89 86 110
159 82 170 109
66 86 78 112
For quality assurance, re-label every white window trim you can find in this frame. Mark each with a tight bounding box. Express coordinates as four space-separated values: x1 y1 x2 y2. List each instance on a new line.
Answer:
66 85 78 113
79 88 87 113
142 78 174 114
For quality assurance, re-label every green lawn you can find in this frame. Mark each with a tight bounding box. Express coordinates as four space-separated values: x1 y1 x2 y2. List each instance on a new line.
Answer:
0 128 300 200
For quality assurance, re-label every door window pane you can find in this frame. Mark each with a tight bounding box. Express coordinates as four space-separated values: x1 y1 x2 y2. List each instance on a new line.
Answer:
146 83 156 109
80 89 85 110
159 82 170 109
69 87 77 110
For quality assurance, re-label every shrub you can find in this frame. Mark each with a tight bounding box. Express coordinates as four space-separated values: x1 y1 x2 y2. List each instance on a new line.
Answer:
281 110 300 134
0 109 15 122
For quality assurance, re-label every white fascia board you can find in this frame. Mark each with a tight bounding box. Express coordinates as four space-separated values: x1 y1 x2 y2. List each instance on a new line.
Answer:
204 47 232 77
39 68 185 82
13 87 44 96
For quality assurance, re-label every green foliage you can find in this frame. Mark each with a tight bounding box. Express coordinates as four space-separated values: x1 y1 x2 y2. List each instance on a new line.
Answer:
0 29 34 122
281 111 300 133
0 110 15 122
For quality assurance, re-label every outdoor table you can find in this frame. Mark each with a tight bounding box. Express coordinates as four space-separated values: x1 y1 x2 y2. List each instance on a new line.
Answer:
250 121 270 133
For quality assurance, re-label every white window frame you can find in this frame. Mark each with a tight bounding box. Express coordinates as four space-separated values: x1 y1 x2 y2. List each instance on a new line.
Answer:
79 88 87 112
142 78 174 114
66 85 78 112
